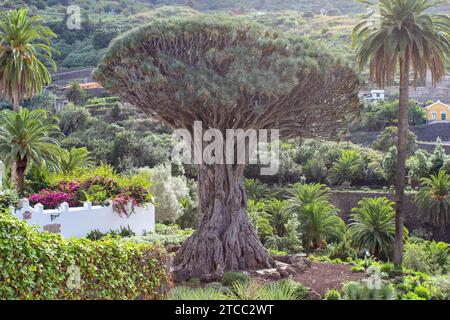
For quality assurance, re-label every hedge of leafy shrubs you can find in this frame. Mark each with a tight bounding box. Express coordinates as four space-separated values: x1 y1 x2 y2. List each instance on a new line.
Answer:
0 212 172 300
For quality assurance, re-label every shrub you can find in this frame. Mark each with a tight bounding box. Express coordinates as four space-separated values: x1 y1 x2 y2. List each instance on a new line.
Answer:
324 289 341 300
341 280 396 300
403 242 430 273
28 190 80 208
221 272 251 287
0 212 171 299
403 240 450 274
265 217 303 254
247 200 273 241
0 188 21 212
395 273 444 300
379 262 395 274
430 138 448 174
372 126 417 155
414 285 432 300
35 165 154 217
328 237 358 261
381 146 397 185
139 164 190 223
407 150 430 186
120 224 194 246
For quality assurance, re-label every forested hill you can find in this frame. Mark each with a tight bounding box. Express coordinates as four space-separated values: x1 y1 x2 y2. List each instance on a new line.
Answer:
1 1 447 70
1 0 366 15
0 2 362 70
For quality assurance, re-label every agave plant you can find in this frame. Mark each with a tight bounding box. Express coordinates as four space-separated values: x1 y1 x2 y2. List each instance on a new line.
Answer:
342 280 396 300
168 286 229 300
416 171 450 229
348 197 398 258
230 279 308 300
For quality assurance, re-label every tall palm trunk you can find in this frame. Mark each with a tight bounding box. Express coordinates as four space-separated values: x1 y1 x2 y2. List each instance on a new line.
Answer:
14 156 27 196
11 91 20 187
393 56 410 267
12 90 20 112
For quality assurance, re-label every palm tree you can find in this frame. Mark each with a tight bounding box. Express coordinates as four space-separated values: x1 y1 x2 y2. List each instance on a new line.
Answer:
353 0 450 267
0 109 61 194
416 171 450 230
328 149 364 186
0 9 57 111
294 201 346 253
60 147 94 173
265 199 290 237
348 197 397 259
64 82 86 105
286 183 330 207
244 178 269 201
286 184 345 252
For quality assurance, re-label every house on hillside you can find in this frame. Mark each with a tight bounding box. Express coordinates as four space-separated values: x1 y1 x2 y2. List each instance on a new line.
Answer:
60 82 105 96
362 89 385 102
424 100 450 123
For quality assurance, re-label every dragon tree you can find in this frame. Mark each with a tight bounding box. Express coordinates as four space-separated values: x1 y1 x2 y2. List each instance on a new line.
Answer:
94 17 361 279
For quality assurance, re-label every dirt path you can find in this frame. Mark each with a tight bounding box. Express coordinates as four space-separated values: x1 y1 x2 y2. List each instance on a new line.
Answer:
294 262 366 298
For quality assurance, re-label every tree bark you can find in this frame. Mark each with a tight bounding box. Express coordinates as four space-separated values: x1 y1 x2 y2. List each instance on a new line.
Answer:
15 156 27 196
12 90 20 112
174 164 274 279
10 90 20 187
393 56 410 268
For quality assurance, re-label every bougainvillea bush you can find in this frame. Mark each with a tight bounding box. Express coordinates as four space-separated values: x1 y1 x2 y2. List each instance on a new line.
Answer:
28 189 80 208
28 165 153 216
0 211 171 299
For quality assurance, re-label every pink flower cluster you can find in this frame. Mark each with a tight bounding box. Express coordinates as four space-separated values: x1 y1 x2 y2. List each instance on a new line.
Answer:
59 181 80 193
28 190 80 209
112 194 136 218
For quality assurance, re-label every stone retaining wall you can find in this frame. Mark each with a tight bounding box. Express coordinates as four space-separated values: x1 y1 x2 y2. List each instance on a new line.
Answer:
329 190 450 242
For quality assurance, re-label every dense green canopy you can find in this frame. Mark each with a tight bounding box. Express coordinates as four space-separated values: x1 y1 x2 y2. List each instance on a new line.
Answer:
95 16 361 139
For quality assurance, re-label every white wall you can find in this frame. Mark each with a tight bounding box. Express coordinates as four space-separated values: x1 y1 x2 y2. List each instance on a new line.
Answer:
11 199 155 238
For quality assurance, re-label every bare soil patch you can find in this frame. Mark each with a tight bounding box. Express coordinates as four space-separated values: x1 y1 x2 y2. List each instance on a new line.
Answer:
294 262 366 299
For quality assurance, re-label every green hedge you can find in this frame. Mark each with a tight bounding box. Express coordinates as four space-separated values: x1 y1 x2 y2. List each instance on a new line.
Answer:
0 212 172 300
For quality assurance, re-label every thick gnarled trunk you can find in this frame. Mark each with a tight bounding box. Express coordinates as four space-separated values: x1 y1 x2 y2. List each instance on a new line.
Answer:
174 164 274 279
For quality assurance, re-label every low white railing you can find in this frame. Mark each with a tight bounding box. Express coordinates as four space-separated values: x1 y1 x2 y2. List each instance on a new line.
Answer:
11 199 155 238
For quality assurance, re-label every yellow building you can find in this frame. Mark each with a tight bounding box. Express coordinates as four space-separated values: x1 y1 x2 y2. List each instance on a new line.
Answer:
424 101 450 122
